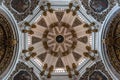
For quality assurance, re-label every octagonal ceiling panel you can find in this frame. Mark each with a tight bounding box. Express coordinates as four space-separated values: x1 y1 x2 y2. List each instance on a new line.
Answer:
28 10 91 70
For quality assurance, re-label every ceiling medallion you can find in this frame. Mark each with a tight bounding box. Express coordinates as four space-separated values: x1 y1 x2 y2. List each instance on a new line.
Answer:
42 22 77 57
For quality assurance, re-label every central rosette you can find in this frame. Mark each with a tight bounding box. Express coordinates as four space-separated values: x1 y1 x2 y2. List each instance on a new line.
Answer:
42 22 77 57
56 35 64 43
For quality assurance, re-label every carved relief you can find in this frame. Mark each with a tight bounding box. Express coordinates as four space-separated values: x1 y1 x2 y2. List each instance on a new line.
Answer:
8 62 39 80
89 71 108 80
4 0 39 22
11 0 30 13
90 0 108 13
13 70 31 80
81 0 115 22
79 61 112 80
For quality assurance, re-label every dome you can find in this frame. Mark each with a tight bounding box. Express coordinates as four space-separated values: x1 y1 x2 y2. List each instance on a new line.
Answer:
0 0 120 80
0 6 20 79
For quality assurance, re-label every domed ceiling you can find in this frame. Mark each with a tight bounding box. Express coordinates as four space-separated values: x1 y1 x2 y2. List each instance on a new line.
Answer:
1 0 120 80
31 11 90 70
31 10 90 68
102 10 120 77
0 13 14 75
0 7 20 79
21 2 98 79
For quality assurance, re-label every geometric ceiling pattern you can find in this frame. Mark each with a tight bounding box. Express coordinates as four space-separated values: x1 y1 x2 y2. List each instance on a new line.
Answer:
1 0 120 80
30 10 91 69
